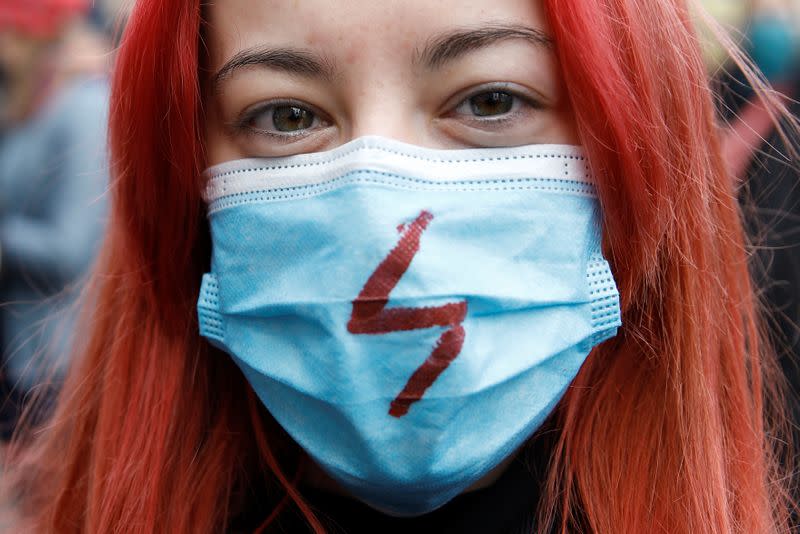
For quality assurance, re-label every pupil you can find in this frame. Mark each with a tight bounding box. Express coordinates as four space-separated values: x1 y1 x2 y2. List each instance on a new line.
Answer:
273 106 314 132
470 92 513 117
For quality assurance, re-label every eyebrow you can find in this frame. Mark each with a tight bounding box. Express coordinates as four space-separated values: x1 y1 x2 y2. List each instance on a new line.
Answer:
213 47 335 91
415 24 553 70
212 23 552 91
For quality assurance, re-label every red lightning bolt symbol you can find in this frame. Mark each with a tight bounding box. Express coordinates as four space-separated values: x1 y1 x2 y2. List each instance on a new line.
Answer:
347 210 468 417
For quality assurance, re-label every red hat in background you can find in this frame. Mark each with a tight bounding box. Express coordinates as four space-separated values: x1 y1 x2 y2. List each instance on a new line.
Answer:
0 0 89 37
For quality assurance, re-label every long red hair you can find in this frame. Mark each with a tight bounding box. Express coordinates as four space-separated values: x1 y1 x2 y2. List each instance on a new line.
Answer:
3 0 794 532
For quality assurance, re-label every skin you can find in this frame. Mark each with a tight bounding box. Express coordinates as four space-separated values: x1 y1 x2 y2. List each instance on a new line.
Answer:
203 0 578 500
203 0 578 163
0 31 49 125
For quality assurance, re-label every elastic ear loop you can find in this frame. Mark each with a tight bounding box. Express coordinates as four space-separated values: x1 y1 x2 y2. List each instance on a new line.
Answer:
197 273 226 345
586 254 622 345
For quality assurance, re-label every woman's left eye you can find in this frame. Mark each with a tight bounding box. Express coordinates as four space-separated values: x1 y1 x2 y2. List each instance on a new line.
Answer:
452 89 533 120
458 91 515 117
438 85 547 146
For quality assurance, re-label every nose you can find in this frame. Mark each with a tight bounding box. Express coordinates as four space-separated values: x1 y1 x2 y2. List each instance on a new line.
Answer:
343 83 449 148
348 104 427 147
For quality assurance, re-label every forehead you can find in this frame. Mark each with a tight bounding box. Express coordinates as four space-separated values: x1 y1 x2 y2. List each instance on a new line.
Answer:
204 0 547 70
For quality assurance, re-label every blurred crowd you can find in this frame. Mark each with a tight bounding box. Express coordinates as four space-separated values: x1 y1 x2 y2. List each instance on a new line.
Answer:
0 0 129 438
0 0 798 443
705 0 800 422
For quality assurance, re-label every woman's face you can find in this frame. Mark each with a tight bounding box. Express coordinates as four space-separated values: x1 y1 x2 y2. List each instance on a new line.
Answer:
202 0 583 496
203 0 578 165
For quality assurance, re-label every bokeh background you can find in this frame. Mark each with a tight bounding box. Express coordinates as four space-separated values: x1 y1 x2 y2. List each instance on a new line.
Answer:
0 0 131 438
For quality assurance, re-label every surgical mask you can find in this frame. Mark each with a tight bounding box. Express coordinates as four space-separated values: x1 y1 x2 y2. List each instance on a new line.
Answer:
197 136 621 517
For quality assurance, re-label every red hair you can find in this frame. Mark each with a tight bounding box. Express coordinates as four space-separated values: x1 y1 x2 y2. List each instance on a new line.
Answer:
3 0 794 532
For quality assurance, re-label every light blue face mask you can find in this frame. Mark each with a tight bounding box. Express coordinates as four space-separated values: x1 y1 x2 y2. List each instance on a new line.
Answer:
197 136 621 517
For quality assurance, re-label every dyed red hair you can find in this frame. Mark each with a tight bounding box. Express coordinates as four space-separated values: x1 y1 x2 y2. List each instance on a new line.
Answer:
3 0 795 532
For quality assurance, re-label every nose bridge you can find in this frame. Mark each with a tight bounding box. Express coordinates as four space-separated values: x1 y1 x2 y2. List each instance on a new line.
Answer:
347 84 423 145
340 52 427 145
323 15 435 146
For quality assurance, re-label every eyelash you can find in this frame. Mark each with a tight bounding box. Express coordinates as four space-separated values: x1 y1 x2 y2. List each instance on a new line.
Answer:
231 84 544 140
447 84 543 126
232 98 328 142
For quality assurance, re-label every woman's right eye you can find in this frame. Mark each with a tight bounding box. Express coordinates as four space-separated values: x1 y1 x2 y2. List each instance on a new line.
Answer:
239 101 325 137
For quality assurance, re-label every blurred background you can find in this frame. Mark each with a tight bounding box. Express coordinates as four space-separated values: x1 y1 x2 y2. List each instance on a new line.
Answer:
701 0 800 427
0 0 797 450
0 0 131 439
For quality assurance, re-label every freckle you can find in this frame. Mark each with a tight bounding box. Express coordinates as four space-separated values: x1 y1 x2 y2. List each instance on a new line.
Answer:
306 30 320 46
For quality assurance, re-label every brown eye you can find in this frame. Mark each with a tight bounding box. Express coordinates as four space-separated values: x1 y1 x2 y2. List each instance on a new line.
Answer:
270 105 315 132
468 91 514 117
442 84 545 146
242 101 322 135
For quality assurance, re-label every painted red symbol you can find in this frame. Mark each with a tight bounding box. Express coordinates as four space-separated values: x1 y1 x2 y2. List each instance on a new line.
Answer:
347 210 467 417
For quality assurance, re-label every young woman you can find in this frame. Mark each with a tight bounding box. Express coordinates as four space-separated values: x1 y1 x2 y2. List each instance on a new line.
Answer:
4 0 796 532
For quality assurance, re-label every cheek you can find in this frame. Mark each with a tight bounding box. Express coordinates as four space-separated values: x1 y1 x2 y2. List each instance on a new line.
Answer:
548 107 580 145
204 101 244 166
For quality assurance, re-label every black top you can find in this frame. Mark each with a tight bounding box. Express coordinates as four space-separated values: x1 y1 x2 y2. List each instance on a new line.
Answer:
296 454 539 534
229 432 555 534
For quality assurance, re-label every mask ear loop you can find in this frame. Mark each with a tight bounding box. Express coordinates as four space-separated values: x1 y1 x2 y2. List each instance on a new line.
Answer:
197 273 226 346
586 254 622 346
